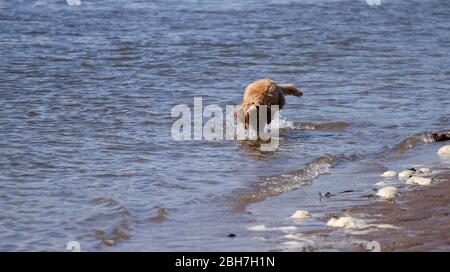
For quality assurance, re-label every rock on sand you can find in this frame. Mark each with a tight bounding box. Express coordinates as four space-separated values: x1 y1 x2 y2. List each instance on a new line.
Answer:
437 145 450 156
399 170 415 180
381 171 397 178
327 216 369 230
376 186 398 199
406 176 432 186
418 168 431 174
290 210 311 219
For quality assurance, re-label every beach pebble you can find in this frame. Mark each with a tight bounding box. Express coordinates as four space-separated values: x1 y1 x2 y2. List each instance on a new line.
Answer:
418 168 432 174
406 176 432 186
398 170 415 180
437 145 450 156
375 181 385 187
327 216 369 230
376 186 398 199
381 171 397 178
290 210 310 219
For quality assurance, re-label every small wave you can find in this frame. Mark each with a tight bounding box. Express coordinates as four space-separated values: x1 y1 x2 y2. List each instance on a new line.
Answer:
233 156 336 211
270 116 351 132
269 116 295 130
231 124 448 211
236 129 450 209
95 227 130 247
148 207 168 222
292 121 351 131
392 130 450 153
88 198 132 247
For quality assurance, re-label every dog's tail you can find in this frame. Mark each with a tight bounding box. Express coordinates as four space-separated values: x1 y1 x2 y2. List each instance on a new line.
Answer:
278 83 303 97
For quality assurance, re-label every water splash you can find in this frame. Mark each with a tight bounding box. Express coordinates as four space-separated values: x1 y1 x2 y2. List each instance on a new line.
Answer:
293 121 350 131
268 112 295 130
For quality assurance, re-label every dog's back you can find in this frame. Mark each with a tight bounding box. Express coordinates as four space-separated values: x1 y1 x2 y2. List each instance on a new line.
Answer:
236 79 303 129
242 79 282 110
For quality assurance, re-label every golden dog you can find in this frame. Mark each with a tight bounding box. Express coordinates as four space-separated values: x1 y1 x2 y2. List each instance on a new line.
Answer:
235 79 303 129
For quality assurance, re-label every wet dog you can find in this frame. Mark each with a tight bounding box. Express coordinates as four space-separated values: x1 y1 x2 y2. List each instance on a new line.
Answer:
235 79 303 130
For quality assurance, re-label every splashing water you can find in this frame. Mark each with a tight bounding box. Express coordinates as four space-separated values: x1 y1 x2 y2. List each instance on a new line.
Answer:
269 112 295 130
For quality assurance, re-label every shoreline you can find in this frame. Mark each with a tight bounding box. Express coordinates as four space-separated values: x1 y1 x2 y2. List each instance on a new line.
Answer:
280 142 450 252
346 168 450 251
242 138 450 252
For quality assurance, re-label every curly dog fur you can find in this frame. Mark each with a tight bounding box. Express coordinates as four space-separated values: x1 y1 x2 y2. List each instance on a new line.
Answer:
235 79 303 129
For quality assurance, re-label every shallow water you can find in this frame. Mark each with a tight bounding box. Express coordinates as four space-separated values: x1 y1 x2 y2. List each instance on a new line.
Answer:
0 0 449 251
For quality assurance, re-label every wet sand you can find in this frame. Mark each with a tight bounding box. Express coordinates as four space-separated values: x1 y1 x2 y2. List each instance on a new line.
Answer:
347 169 450 252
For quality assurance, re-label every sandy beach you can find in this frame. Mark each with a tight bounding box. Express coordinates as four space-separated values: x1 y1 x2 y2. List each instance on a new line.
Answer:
347 169 450 251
